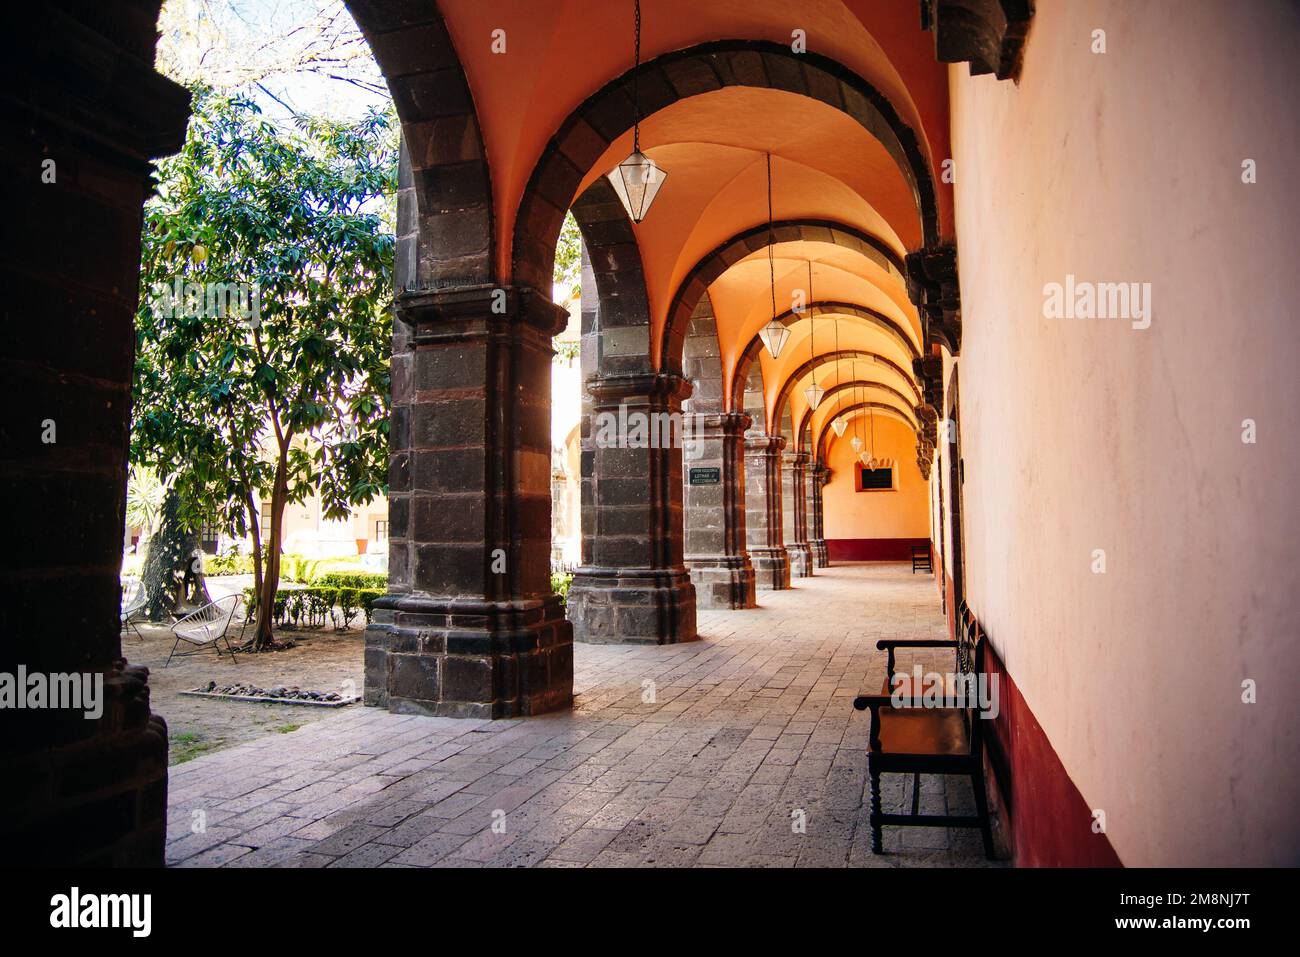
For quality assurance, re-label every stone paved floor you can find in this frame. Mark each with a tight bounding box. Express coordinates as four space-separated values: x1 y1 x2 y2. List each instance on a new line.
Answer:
165 562 1003 867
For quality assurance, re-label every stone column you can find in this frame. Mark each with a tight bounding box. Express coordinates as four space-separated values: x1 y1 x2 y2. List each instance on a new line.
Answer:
0 7 191 864
809 462 830 567
363 285 574 718
744 435 792 590
684 412 757 608
568 373 697 643
783 451 814 577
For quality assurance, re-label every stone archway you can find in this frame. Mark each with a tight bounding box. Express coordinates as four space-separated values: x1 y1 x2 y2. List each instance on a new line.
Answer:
512 40 942 301
565 179 697 644
662 220 911 376
346 1 577 717
682 293 756 608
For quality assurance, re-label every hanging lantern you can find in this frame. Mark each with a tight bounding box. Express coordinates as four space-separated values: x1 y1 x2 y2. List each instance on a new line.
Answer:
831 418 848 437
608 1 666 222
850 434 862 452
804 381 825 411
759 319 789 359
610 151 667 223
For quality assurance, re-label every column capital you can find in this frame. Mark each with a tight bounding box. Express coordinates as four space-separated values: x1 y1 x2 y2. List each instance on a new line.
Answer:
688 411 752 438
745 433 786 454
586 371 693 404
397 283 570 338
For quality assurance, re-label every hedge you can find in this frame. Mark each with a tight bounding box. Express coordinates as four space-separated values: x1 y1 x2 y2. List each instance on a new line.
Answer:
243 584 384 631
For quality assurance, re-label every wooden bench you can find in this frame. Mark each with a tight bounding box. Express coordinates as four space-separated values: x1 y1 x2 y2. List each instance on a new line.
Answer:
910 544 932 573
852 600 995 857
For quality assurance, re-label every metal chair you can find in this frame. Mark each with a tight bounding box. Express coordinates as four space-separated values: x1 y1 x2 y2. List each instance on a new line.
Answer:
166 594 242 667
120 578 147 642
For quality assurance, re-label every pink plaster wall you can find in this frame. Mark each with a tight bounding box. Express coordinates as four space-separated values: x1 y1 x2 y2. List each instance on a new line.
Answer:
950 0 1300 865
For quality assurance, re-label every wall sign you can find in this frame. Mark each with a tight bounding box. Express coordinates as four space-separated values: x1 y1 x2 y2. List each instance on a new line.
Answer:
689 467 721 486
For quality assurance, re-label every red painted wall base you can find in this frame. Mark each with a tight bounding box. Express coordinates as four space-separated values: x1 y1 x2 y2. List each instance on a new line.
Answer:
826 537 931 561
979 632 1124 866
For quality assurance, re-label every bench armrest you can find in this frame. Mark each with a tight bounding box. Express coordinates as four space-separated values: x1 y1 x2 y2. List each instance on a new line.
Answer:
852 693 898 751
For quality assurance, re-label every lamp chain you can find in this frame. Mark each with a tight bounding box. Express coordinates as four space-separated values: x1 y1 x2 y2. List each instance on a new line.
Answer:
767 153 776 321
633 0 642 153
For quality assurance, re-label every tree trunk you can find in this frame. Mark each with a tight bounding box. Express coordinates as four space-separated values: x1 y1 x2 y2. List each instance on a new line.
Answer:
142 486 203 621
251 455 289 650
245 489 264 601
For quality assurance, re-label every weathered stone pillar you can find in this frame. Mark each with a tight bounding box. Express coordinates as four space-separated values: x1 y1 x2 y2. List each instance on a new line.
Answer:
745 435 792 590
783 451 814 577
363 285 574 718
684 412 757 608
809 462 830 567
0 7 191 864
568 373 697 643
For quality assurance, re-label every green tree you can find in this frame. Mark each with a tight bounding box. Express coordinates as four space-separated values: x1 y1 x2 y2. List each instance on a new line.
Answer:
133 89 395 649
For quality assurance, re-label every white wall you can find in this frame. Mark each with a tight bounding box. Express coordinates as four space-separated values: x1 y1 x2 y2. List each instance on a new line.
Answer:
951 0 1300 865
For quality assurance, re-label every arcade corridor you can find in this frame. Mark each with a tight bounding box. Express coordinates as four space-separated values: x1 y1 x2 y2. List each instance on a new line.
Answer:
3 0 1298 876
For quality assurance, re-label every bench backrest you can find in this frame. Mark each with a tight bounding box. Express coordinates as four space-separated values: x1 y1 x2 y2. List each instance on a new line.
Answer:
956 598 989 753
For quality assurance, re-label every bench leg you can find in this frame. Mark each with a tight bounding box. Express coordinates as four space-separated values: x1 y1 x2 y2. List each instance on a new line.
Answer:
970 767 995 859
869 763 883 854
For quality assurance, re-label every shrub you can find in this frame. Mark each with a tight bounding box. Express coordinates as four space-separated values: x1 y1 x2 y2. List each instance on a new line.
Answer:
550 571 574 606
204 552 254 576
243 584 384 631
316 571 387 590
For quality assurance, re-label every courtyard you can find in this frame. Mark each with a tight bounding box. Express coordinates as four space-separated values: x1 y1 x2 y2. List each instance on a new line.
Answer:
163 563 998 867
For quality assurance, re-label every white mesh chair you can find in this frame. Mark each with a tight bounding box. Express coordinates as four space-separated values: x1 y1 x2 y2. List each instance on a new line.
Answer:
120 578 147 642
166 594 241 667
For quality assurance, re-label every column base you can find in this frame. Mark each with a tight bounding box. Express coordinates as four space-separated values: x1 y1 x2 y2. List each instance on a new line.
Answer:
364 594 574 718
810 539 830 568
750 547 792 590
1 663 168 866
568 566 698 644
788 543 814 578
686 554 757 609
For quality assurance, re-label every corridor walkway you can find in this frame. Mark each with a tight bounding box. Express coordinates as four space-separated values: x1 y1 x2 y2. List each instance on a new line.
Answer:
165 563 999 867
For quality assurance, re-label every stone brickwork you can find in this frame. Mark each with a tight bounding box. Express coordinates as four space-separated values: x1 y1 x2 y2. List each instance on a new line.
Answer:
351 1 496 290
363 286 574 718
684 413 757 608
745 435 792 590
0 2 190 865
782 451 814 578
568 373 697 644
682 296 756 609
809 463 830 567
